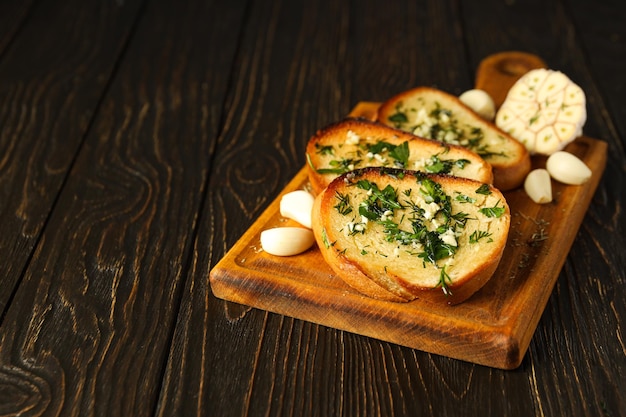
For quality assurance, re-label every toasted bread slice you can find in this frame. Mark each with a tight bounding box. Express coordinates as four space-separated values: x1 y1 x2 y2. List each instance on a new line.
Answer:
376 86 531 191
306 118 493 195
312 167 510 305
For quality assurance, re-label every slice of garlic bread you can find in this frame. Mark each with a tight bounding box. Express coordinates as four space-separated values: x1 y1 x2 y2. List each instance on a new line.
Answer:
376 86 531 191
312 167 510 305
306 118 493 195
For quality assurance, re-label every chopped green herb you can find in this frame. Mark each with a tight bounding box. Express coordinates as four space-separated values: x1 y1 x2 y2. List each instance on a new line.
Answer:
366 141 410 168
475 184 492 195
334 192 352 216
455 193 476 204
321 228 330 249
388 141 410 168
437 266 453 296
424 155 471 174
479 200 506 218
469 230 493 243
316 157 360 174
388 102 409 127
315 143 334 155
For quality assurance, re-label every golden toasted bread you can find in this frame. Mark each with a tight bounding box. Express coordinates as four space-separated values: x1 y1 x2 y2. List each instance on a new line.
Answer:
312 167 510 305
376 86 531 191
306 118 493 195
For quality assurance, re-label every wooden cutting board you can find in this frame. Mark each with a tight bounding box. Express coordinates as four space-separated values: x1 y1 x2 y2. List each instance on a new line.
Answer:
209 53 607 369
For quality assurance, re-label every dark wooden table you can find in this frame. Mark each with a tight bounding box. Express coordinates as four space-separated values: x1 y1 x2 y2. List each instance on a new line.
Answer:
0 0 623 416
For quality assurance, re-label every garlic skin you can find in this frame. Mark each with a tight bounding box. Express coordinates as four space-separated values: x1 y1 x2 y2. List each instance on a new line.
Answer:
524 169 552 204
546 151 592 185
459 89 496 121
280 190 315 228
260 227 315 256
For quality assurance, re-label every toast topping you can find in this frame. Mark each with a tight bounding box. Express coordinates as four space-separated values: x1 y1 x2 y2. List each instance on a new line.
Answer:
385 100 507 160
330 169 507 295
311 136 473 177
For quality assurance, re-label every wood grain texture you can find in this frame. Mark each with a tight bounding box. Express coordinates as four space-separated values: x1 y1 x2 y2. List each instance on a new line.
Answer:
0 0 246 415
0 0 622 416
164 0 624 416
0 0 144 314
462 1 625 415
0 0 35 54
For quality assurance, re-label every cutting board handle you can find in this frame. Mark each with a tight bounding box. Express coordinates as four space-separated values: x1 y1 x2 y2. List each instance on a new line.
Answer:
475 51 547 108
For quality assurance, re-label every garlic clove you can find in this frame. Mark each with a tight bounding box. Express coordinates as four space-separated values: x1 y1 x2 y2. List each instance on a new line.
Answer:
524 169 552 204
260 227 315 256
546 151 592 185
459 89 496 121
280 190 315 228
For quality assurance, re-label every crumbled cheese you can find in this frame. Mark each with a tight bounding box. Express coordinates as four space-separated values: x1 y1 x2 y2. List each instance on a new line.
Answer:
380 210 393 222
415 108 429 125
444 130 459 143
419 201 440 219
374 153 387 163
411 241 424 251
346 221 366 235
439 228 458 247
346 130 360 145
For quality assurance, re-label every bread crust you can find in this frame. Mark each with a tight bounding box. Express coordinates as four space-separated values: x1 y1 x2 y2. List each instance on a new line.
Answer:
376 86 530 191
306 118 493 195
311 167 510 305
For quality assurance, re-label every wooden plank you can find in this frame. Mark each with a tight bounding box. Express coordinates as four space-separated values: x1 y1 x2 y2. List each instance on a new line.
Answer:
0 0 247 415
156 2 358 416
0 0 35 54
0 0 144 313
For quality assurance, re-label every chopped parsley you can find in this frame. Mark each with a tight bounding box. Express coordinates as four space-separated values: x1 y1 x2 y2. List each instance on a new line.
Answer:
315 143 334 155
366 140 410 168
356 179 402 220
475 184 492 195
315 157 361 175
424 154 471 174
479 200 506 218
385 101 508 160
455 193 476 204
388 102 409 126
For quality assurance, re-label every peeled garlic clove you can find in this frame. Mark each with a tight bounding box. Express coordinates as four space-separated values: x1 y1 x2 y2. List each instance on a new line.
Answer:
459 89 496 121
546 151 592 185
524 169 552 204
260 227 315 256
280 190 315 228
